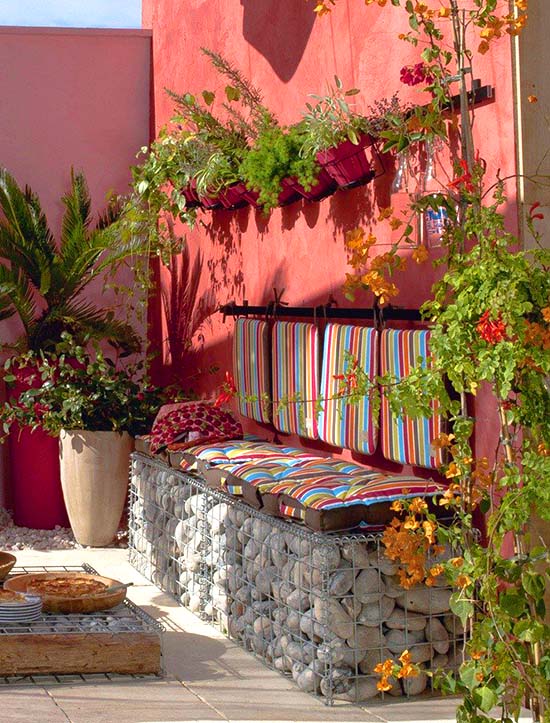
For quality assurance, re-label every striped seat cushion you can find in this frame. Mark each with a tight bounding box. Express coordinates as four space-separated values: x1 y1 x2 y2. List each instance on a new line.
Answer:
233 318 271 423
272 321 320 439
174 440 320 486
380 329 445 469
218 459 377 510
276 475 446 532
318 324 378 454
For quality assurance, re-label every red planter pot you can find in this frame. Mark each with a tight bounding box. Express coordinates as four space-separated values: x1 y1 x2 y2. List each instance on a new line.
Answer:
182 182 201 209
283 168 338 202
277 180 303 207
317 134 376 188
242 188 261 208
9 425 69 530
6 375 69 530
198 193 223 210
218 182 250 210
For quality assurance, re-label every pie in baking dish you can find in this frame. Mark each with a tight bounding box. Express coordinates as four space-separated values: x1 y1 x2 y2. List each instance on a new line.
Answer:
26 576 108 597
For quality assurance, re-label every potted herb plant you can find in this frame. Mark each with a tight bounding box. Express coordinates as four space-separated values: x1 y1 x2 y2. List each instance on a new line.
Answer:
300 76 376 188
1 337 166 546
0 168 144 529
240 123 333 212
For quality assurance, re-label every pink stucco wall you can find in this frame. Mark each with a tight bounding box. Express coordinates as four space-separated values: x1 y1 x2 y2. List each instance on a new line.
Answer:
143 0 517 475
0 27 151 506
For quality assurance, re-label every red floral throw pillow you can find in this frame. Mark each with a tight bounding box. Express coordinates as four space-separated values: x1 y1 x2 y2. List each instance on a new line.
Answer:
149 401 243 454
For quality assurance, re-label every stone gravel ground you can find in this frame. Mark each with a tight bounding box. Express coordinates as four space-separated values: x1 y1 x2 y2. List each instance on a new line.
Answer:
0 507 127 550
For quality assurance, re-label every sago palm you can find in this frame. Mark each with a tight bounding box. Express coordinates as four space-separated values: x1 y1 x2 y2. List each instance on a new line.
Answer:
0 168 141 354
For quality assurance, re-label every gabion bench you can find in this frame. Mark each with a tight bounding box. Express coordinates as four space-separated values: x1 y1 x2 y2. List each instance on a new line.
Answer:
128 452 463 704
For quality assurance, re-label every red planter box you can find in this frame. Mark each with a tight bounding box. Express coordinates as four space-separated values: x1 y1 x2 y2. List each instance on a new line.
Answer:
218 182 250 210
283 168 338 202
198 193 223 210
182 182 201 209
317 134 376 188
277 180 303 207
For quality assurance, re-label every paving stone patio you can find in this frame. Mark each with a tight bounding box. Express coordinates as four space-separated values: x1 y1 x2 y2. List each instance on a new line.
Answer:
1 547 529 723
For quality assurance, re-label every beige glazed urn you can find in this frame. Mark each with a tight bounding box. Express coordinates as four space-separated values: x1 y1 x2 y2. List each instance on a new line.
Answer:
59 430 134 547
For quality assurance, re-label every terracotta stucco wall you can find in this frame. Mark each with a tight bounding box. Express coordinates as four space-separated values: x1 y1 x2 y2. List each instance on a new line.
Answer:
143 0 517 472
0 27 151 507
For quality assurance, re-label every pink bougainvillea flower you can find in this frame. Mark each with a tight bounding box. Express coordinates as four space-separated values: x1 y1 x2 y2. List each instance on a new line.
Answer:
400 62 433 87
476 310 507 344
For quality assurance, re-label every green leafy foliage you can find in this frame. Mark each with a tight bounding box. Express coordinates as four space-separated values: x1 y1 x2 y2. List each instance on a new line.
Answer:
0 335 172 437
0 168 141 355
240 124 320 212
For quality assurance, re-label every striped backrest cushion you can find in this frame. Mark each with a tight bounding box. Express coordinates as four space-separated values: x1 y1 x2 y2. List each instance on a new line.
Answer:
379 329 444 468
232 318 271 423
272 321 320 439
318 324 378 454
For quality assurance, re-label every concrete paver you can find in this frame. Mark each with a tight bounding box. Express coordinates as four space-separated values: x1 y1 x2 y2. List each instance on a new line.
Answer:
0 687 69 722
45 678 223 723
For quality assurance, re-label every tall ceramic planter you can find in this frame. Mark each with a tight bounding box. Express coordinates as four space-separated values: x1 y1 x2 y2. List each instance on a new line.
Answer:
59 430 134 547
7 376 69 530
9 425 69 530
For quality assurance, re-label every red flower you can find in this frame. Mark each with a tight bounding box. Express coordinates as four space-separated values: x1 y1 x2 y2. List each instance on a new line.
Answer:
213 372 237 408
332 359 360 396
529 201 545 221
449 159 474 193
476 311 507 344
32 402 50 417
400 62 433 87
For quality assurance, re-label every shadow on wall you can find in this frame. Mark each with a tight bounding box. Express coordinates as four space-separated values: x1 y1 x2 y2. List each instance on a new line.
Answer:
241 0 317 82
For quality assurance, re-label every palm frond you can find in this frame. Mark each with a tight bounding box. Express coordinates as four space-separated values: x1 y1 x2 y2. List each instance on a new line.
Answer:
0 263 36 333
61 169 92 243
29 299 141 355
0 168 56 289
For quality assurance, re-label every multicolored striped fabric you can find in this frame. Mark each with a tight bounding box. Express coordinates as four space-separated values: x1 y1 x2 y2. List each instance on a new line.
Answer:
379 329 444 468
181 440 319 466
278 475 444 511
272 321 320 439
217 459 326 497
232 318 271 423
318 324 378 454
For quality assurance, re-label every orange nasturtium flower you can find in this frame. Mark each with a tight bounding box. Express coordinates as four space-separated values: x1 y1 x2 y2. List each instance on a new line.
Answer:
431 432 455 449
313 2 332 16
541 307 550 322
378 206 393 221
398 649 420 679
409 497 428 514
445 462 461 478
422 519 437 544
412 245 429 264
456 573 472 589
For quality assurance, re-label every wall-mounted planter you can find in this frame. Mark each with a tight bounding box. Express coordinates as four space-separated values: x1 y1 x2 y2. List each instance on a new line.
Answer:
284 167 338 202
198 193 223 210
317 134 376 188
242 187 261 208
182 181 201 209
278 179 304 207
218 181 250 210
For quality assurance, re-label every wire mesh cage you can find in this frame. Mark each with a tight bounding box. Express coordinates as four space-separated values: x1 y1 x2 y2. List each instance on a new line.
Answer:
129 453 465 705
